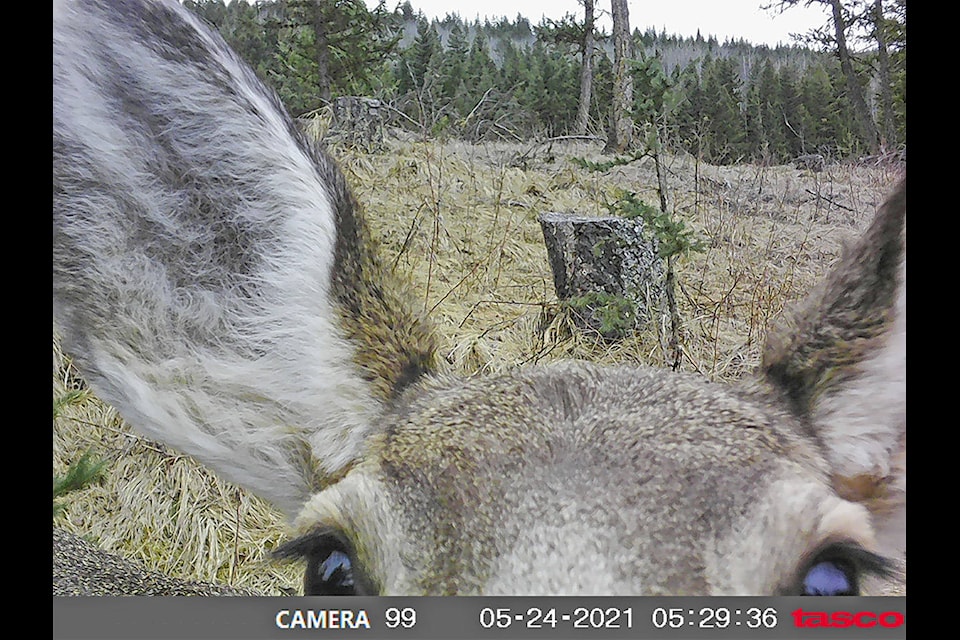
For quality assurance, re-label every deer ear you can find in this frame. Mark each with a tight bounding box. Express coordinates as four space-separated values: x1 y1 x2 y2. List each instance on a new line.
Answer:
53 0 412 518
761 179 905 557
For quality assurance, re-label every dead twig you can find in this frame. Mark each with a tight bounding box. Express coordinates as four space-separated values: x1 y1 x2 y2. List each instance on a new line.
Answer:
804 189 855 212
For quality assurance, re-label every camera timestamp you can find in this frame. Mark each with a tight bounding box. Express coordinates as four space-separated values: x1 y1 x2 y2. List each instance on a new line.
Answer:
651 606 778 630
479 606 633 630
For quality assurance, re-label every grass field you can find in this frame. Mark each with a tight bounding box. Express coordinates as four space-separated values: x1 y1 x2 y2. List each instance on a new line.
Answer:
52 137 903 595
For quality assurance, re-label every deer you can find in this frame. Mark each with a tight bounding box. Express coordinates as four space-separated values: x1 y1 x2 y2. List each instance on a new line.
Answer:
53 0 905 596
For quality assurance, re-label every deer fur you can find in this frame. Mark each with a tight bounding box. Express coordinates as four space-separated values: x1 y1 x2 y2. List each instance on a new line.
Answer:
53 0 905 595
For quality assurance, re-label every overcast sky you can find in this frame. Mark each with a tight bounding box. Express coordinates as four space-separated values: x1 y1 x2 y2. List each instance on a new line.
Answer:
375 1 832 48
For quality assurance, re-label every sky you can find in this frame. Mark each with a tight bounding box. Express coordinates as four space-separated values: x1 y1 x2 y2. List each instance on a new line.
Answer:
372 1 833 48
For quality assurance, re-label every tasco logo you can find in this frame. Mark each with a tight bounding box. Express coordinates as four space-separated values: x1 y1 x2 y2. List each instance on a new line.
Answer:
792 608 906 628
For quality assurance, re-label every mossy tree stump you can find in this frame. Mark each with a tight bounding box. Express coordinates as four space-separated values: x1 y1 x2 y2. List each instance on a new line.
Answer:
539 213 665 340
328 96 385 152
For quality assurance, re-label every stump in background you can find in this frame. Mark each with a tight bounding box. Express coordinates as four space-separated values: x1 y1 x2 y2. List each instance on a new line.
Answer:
794 153 825 172
539 213 664 340
328 96 385 151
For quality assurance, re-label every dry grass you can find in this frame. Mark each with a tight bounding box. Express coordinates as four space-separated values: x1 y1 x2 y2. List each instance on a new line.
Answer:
341 138 899 380
52 138 903 594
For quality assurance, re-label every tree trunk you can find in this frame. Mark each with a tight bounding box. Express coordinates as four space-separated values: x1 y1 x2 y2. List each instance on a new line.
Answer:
607 0 633 153
829 0 878 154
574 0 595 135
872 0 896 151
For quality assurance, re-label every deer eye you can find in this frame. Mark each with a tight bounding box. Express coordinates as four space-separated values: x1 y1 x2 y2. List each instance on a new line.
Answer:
802 558 856 595
305 547 359 595
796 543 893 596
274 531 378 596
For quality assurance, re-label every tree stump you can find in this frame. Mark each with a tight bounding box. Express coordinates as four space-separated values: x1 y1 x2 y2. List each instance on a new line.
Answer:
539 212 664 340
794 153 825 172
328 96 385 151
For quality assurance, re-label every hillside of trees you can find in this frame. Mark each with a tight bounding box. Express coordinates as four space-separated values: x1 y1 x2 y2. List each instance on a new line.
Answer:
182 0 906 165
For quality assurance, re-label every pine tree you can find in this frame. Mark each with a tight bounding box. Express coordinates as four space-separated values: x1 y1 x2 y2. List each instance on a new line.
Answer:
535 3 598 135
700 56 745 163
223 0 274 77
440 22 470 104
745 59 774 161
798 62 838 154
530 43 578 135
768 0 880 153
271 0 398 115
403 17 441 93
673 59 706 156
777 64 805 158
497 39 525 95
465 31 497 108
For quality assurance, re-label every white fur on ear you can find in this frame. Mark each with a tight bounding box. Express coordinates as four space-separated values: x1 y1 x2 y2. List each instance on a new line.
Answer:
813 257 905 484
813 256 905 560
53 0 382 517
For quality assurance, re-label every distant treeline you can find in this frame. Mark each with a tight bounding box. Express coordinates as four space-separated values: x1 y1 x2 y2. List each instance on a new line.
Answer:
184 0 906 164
